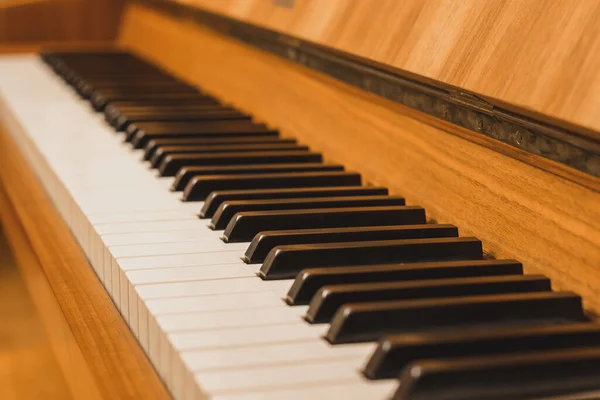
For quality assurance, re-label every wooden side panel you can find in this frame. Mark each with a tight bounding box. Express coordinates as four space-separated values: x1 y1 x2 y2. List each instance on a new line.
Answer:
119 4 600 315
180 0 600 138
0 122 171 399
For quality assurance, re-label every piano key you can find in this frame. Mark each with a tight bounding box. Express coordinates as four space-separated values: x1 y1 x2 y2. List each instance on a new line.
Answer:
145 137 298 161
326 291 587 344
210 381 397 400
150 142 309 168
109 105 243 127
172 163 344 191
211 195 403 229
116 109 250 130
194 360 374 395
286 259 525 305
259 237 483 280
365 322 600 379
186 171 362 201
223 205 426 242
127 120 276 146
92 91 211 110
306 274 551 323
244 224 457 264
394 347 600 400
201 186 389 218
160 151 323 177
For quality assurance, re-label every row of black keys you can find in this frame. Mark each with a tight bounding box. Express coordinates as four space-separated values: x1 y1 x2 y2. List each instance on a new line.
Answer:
41 51 600 400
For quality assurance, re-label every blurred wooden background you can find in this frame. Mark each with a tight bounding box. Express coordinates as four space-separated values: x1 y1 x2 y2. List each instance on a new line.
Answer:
0 0 125 51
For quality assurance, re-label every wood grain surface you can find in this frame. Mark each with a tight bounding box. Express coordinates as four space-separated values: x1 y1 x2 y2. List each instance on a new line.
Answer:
0 221 74 400
178 0 600 138
0 0 125 43
0 123 171 400
119 3 600 316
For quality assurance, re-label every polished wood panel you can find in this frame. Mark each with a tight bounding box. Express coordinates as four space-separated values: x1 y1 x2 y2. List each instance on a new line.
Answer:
180 0 600 138
0 124 171 400
0 0 125 43
119 3 600 316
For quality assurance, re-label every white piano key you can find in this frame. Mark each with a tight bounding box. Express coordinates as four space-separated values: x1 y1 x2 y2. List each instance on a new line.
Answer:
136 277 293 300
110 240 248 258
195 360 370 394
146 291 285 315
102 229 218 246
182 340 375 372
210 381 398 400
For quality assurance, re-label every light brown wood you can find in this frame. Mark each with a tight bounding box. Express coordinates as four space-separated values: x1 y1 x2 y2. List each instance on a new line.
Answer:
119 3 600 315
180 0 600 138
0 188 102 400
0 0 125 43
0 123 171 400
0 222 73 400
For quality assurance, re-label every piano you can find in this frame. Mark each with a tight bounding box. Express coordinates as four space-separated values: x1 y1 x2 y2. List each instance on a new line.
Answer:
1 1 599 399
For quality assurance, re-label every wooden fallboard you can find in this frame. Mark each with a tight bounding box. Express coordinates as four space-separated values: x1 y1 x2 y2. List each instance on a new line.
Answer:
176 0 600 138
118 3 600 316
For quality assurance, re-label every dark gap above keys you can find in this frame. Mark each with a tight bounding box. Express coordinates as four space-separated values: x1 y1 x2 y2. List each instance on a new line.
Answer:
161 151 323 177
211 195 404 230
305 274 551 323
325 291 587 344
222 205 426 243
285 259 524 305
172 163 341 191
183 171 361 201
200 186 389 218
365 322 600 380
394 346 600 400
150 143 309 168
258 237 483 280
244 224 457 264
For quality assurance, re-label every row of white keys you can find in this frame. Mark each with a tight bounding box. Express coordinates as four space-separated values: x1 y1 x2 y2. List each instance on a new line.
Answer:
0 56 397 400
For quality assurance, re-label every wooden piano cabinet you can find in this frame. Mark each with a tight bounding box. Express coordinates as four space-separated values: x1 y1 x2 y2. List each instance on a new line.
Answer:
119 3 600 317
0 124 171 400
181 0 600 137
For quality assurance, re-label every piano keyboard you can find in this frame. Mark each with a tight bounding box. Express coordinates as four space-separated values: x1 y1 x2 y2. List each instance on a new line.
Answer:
0 51 599 400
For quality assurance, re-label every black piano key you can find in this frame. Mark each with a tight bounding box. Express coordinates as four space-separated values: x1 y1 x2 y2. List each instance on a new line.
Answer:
126 119 272 140
159 151 323 177
131 127 280 149
105 100 228 122
393 347 600 400
115 109 250 130
92 91 210 110
184 171 361 201
245 224 458 264
145 137 297 161
365 322 600 380
258 237 482 280
150 143 309 168
325 291 586 344
223 205 426 243
211 195 404 230
286 259 524 306
172 163 341 191
200 186 389 218
306 274 551 323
